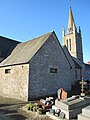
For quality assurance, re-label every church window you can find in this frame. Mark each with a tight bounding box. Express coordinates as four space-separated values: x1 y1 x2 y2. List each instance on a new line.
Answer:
5 69 11 74
50 68 57 73
67 39 68 48
69 39 71 51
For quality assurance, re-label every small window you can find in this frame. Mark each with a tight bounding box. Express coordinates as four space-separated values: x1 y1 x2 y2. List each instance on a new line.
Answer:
50 68 57 73
5 69 11 74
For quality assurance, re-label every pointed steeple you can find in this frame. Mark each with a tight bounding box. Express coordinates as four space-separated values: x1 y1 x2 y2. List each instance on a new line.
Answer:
68 7 76 32
62 6 83 62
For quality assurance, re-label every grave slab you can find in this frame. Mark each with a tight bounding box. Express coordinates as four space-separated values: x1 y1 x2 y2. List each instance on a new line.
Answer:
82 105 90 117
78 114 90 120
78 105 90 120
53 96 90 119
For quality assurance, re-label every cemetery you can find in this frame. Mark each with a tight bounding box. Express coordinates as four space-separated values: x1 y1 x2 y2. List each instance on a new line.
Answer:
46 79 90 120
23 79 90 120
0 3 90 120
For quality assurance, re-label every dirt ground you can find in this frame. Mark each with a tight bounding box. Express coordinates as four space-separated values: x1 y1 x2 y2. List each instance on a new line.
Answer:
0 96 52 120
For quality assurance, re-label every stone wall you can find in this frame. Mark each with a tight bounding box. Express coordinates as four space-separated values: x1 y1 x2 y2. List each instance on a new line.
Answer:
75 68 81 81
29 33 75 100
62 46 76 84
0 64 29 101
83 63 90 80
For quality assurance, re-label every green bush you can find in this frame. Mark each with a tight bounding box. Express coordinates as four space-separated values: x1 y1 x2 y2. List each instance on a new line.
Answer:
26 103 35 111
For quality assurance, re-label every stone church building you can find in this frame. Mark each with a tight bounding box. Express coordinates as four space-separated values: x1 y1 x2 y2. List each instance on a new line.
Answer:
0 7 89 101
62 7 90 81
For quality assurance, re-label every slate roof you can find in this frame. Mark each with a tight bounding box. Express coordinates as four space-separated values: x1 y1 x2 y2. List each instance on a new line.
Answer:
72 57 82 68
85 63 90 70
62 45 74 68
0 57 4 62
62 45 82 69
0 32 52 66
0 36 20 62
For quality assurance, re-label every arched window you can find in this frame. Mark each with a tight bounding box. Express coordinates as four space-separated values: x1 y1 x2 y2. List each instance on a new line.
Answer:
69 39 71 51
67 39 68 48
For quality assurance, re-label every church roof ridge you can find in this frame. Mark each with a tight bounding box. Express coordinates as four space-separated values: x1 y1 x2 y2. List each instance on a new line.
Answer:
0 31 54 67
0 36 20 43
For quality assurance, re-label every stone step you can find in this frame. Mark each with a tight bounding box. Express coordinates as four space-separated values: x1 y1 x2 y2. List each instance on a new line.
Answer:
78 114 90 120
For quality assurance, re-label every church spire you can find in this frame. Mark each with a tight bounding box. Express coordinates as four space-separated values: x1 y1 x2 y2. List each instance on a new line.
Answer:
67 7 76 32
62 6 83 62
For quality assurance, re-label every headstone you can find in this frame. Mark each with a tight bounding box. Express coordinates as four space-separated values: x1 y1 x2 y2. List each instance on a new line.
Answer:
57 88 67 100
78 105 90 120
57 88 62 100
61 89 68 100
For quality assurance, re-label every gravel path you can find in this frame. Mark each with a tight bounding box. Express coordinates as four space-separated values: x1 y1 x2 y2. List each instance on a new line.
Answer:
0 96 78 120
0 96 52 120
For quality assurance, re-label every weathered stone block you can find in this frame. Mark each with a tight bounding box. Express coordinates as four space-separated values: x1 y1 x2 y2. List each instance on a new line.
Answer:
78 105 90 120
82 105 90 117
54 97 90 119
78 114 90 120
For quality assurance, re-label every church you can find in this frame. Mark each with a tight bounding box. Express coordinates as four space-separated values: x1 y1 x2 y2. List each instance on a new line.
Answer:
0 7 89 101
62 7 90 81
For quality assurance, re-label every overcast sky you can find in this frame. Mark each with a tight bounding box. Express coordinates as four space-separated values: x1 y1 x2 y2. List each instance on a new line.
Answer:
0 0 90 63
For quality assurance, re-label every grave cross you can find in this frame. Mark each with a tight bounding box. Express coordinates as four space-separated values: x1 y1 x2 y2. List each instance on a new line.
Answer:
79 77 87 96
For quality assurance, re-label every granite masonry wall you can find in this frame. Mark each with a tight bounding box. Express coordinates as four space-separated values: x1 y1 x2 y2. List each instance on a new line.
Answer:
0 33 77 101
0 64 29 101
83 63 90 80
62 46 76 84
29 33 75 100
75 68 81 81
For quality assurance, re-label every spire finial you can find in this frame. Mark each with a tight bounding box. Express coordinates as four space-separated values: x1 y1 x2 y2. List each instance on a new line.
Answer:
67 5 76 33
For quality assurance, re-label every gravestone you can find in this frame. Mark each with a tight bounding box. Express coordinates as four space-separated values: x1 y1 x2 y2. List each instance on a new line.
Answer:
78 105 90 120
57 88 67 100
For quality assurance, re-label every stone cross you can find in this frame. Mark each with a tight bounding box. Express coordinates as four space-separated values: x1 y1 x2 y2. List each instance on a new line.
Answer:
79 77 87 96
